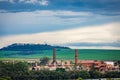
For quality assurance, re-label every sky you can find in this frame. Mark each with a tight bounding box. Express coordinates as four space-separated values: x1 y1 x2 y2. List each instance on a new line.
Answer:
0 0 120 49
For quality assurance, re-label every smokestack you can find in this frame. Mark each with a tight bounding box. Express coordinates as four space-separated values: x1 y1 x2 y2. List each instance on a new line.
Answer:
75 49 78 65
53 48 56 63
52 48 57 65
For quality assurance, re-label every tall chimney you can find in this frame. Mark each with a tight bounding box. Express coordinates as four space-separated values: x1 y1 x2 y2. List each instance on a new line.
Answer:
75 49 78 65
52 48 57 64
53 48 56 63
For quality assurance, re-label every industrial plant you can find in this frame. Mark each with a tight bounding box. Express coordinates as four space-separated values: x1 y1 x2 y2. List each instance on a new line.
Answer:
29 48 119 73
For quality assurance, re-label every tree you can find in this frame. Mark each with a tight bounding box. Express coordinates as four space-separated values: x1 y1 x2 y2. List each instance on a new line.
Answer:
104 71 120 78
70 61 74 64
90 64 95 71
0 76 11 80
56 68 65 72
40 57 50 65
114 61 120 71
79 70 90 79
65 61 67 64
77 77 83 80
14 62 28 72
0 61 29 80
89 70 103 78
89 64 103 78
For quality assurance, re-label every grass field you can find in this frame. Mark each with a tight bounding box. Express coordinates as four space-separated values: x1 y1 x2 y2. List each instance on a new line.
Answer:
0 49 120 60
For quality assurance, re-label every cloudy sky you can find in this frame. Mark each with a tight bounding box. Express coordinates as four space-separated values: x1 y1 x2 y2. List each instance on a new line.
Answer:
0 0 120 49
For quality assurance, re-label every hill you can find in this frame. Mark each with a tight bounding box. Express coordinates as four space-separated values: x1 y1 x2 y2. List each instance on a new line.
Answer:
0 43 69 51
0 43 120 60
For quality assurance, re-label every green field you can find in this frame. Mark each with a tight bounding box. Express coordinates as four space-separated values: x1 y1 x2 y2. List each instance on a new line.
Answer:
0 49 120 60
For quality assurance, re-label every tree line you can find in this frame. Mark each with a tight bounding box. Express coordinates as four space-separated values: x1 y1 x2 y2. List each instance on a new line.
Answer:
0 61 120 80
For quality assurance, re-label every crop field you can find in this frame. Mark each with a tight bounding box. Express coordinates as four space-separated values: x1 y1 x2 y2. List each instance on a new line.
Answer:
0 49 120 60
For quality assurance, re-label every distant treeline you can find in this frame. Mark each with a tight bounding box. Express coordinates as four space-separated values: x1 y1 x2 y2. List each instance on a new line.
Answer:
0 43 69 51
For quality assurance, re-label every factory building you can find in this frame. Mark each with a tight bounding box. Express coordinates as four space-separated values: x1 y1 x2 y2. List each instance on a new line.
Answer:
29 48 119 72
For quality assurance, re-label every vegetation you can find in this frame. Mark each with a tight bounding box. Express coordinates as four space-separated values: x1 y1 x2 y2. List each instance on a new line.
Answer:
0 43 69 51
89 64 103 78
0 61 120 80
104 71 120 78
0 43 120 60
40 57 50 65
114 61 120 67
77 77 83 80
56 68 65 72
0 76 11 80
